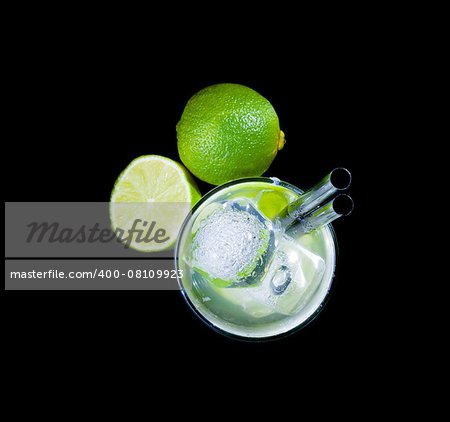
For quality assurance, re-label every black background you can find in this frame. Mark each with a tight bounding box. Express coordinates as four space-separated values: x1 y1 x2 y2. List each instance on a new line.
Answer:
4 25 387 384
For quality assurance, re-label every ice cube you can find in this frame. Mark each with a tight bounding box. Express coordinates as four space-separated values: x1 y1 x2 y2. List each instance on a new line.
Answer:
246 234 326 316
191 201 274 285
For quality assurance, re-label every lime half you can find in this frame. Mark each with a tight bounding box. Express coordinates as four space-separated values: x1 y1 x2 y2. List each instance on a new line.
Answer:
110 155 201 252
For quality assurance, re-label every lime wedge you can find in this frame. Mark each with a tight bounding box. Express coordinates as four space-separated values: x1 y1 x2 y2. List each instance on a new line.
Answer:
256 189 289 219
110 155 201 252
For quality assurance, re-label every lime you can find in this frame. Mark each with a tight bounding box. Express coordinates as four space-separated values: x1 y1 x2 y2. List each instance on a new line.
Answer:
177 83 285 185
110 155 201 252
256 189 290 219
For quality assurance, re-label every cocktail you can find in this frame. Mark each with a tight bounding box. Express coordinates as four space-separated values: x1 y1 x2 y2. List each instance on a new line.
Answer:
175 168 353 340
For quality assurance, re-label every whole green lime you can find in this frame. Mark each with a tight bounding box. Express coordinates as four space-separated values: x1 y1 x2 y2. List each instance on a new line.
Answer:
177 83 285 185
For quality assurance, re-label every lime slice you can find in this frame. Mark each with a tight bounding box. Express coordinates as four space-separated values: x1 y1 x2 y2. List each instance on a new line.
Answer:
256 189 289 219
110 155 201 252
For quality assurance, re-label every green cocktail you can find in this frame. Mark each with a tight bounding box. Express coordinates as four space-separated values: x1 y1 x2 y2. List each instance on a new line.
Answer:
176 171 351 340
